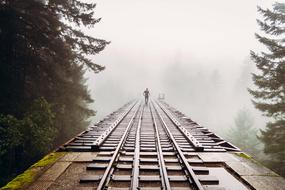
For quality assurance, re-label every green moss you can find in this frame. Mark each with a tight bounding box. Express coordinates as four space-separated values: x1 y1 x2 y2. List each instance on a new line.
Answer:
1 152 66 190
1 168 38 190
236 152 252 160
32 152 66 167
235 152 264 166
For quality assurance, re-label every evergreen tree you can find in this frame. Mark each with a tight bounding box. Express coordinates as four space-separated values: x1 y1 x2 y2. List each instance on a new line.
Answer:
0 0 108 185
226 110 262 157
249 3 285 176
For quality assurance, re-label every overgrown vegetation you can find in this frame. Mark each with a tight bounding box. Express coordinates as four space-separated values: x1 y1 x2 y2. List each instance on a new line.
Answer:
249 2 285 177
0 0 108 186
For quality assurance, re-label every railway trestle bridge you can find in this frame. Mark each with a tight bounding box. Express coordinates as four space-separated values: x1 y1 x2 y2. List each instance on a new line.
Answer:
3 100 285 190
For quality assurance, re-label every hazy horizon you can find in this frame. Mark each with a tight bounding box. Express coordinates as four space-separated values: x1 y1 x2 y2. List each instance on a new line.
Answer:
85 0 277 134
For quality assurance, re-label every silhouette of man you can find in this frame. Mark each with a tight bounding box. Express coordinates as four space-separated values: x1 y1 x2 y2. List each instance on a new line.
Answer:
143 88 150 104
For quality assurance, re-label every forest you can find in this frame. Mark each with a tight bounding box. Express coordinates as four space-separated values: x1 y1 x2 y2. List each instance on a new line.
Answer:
0 0 284 187
0 0 108 186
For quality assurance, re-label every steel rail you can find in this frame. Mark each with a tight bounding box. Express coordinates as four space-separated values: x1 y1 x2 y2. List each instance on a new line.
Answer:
131 105 144 189
149 103 171 190
96 103 142 190
91 100 138 150
152 101 205 190
155 100 204 151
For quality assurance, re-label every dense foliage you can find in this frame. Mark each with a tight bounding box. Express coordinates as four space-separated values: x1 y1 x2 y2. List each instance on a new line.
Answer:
250 3 285 177
0 0 108 185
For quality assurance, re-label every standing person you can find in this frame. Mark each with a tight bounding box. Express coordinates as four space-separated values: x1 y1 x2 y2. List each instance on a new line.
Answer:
143 88 150 105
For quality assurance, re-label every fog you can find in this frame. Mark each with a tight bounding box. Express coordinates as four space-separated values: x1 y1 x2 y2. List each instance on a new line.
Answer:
85 0 276 134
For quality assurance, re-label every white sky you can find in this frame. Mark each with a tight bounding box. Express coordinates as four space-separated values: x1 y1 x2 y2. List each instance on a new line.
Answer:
89 0 276 61
85 0 279 126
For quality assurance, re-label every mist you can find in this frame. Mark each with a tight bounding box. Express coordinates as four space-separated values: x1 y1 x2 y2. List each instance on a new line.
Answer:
85 0 275 134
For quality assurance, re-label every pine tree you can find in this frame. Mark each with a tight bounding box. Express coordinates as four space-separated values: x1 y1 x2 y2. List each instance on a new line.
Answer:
0 0 108 185
226 110 262 157
0 0 108 140
249 3 285 177
0 0 109 115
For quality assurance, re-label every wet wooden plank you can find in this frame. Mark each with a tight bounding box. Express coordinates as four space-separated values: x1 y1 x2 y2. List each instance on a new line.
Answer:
226 161 276 176
59 152 80 162
37 161 71 181
74 152 98 162
242 176 285 190
28 181 52 190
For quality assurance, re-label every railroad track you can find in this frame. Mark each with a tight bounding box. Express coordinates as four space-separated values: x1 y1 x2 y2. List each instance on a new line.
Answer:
77 100 228 189
8 99 283 190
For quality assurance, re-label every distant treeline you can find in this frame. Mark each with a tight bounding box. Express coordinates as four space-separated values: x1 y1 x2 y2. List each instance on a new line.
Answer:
0 0 108 186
